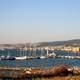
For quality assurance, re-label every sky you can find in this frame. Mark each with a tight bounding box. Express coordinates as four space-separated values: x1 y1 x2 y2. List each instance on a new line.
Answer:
0 0 80 43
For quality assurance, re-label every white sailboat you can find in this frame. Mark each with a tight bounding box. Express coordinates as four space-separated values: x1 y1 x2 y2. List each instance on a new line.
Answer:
40 49 46 59
15 50 27 60
15 56 27 60
40 56 46 59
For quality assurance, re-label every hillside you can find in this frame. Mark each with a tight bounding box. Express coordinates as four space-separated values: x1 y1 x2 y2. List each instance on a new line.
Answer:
35 39 80 47
0 39 80 48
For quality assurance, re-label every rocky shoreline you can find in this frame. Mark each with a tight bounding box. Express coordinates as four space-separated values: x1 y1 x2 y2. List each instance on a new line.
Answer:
0 65 80 79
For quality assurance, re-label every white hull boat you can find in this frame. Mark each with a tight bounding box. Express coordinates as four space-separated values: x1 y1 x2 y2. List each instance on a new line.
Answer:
15 56 27 60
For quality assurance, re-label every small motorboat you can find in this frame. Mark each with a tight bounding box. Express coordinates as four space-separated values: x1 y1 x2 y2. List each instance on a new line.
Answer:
6 55 15 60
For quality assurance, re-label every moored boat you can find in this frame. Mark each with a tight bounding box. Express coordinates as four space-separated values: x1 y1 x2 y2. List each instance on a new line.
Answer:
15 56 27 60
0 55 15 60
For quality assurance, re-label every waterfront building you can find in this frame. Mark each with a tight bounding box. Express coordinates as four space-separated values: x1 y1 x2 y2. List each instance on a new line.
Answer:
72 47 80 53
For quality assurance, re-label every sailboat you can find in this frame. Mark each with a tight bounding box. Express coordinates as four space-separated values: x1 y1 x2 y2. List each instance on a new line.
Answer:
15 56 27 60
15 50 27 60
0 55 6 60
6 55 15 60
40 56 46 59
1 50 15 60
40 49 46 59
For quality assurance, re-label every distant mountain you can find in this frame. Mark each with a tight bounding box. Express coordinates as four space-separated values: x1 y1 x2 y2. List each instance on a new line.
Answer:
35 39 80 47
0 39 80 48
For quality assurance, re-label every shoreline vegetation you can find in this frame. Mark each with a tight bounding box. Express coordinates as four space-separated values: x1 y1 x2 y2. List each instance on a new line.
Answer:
0 65 80 79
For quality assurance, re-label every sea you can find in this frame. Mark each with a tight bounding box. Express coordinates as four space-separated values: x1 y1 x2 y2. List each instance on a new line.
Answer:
0 49 80 80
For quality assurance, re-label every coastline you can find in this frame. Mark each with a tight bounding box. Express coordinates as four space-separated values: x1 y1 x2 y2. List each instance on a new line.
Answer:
0 65 80 79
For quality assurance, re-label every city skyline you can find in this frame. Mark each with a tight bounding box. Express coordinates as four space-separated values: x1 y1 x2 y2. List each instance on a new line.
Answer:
0 0 80 43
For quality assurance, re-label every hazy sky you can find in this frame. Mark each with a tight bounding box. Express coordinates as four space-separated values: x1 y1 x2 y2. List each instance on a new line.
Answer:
0 0 80 43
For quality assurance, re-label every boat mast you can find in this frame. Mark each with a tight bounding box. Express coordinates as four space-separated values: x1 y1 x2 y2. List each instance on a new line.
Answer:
7 49 10 57
34 44 36 57
46 47 49 57
30 43 31 56
41 48 43 57
47 48 48 56
24 44 27 57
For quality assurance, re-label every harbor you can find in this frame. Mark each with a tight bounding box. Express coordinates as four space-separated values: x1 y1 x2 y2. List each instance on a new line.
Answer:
0 50 80 68
0 0 80 79
0 49 80 60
